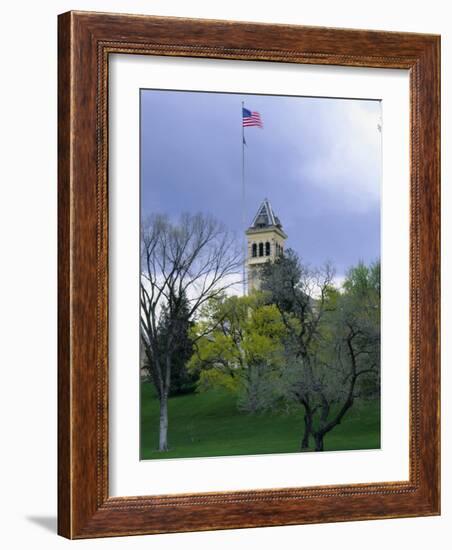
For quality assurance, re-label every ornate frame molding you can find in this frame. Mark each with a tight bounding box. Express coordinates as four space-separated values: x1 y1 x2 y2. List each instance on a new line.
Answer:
58 11 440 538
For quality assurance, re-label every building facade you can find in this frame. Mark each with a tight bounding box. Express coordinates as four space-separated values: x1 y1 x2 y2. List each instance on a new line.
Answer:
245 199 287 293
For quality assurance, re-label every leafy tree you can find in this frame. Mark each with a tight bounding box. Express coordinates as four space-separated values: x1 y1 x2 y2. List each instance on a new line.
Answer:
188 293 286 412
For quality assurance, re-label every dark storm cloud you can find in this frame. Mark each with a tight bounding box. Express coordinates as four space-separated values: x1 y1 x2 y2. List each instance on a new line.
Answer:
141 89 381 277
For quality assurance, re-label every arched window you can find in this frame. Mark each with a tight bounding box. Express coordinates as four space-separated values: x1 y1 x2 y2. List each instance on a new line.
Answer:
265 242 270 256
259 243 264 257
252 243 257 258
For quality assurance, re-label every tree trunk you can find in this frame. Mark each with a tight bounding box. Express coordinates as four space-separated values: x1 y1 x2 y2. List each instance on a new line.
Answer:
158 395 169 451
300 411 312 450
314 432 324 452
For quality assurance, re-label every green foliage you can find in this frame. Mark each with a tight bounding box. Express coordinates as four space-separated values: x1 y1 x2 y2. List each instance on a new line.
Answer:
340 259 381 398
197 369 239 393
188 293 287 411
343 259 380 296
144 292 199 396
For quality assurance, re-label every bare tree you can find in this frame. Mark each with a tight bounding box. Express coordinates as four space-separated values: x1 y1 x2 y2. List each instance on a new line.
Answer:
140 212 242 451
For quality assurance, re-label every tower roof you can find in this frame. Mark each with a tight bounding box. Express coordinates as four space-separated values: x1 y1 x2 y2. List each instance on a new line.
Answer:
249 198 282 229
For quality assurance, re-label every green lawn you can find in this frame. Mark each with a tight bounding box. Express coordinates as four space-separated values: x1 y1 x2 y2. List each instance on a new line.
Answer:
140 383 380 460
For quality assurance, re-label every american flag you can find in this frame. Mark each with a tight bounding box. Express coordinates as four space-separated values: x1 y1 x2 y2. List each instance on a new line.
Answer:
242 107 263 128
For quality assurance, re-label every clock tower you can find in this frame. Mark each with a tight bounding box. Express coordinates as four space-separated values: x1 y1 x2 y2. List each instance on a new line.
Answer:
245 199 287 293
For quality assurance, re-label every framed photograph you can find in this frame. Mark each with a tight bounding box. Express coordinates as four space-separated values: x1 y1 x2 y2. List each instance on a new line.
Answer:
58 11 440 538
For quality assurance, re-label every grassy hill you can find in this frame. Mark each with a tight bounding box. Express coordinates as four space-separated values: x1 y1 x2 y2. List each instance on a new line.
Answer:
140 382 380 460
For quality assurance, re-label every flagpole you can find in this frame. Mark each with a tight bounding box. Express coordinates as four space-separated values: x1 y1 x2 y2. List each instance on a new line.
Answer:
241 101 246 296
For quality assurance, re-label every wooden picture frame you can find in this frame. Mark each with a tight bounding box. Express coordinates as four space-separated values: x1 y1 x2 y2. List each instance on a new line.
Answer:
58 11 440 539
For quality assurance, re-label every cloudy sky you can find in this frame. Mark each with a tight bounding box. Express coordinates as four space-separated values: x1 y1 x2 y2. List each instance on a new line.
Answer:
140 89 381 281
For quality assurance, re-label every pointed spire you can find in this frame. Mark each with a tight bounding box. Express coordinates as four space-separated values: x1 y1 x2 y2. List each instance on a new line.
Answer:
250 198 282 229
